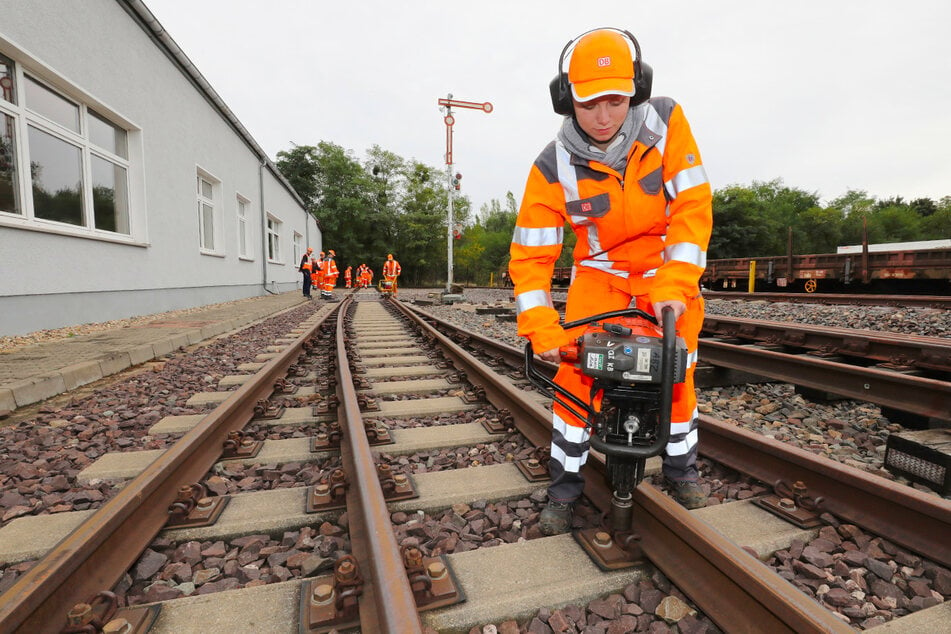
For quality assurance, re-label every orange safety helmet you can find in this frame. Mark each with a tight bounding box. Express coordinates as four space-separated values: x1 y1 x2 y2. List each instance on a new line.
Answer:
306 247 313 253
329 250 336 257
387 253 393 260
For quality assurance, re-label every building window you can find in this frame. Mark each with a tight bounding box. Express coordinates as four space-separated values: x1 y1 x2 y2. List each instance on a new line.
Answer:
28 124 83 225
197 169 221 253
1 111 21 215
0 55 18 215
237 194 251 259
293 232 302 266
267 215 281 261
0 54 137 239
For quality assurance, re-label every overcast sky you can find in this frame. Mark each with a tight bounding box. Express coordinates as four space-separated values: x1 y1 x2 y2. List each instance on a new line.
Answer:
144 0 950 217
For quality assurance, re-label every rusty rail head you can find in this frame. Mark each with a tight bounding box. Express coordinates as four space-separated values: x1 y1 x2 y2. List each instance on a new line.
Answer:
0 304 338 633
334 296 423 634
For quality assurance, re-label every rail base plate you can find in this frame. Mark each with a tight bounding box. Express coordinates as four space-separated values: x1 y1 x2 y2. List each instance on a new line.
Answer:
573 528 646 571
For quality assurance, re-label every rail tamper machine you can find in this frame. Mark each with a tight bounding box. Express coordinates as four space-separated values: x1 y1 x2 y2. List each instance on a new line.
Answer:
525 307 687 568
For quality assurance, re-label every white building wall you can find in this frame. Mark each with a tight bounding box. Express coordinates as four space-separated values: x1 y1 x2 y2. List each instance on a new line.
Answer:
0 0 319 335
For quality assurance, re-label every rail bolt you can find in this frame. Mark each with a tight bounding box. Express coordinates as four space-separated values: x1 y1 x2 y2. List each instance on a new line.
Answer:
778 497 797 511
67 602 93 626
311 583 335 605
102 617 132 634
593 531 613 548
336 559 357 582
427 561 447 580
196 497 215 512
315 483 330 495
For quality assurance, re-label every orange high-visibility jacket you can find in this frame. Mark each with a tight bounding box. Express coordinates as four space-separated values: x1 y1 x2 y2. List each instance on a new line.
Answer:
323 257 339 278
383 259 401 278
509 98 712 354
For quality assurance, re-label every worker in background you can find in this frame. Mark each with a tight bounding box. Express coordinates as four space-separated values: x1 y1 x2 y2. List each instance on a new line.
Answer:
508 28 713 535
344 265 352 289
382 253 402 295
321 250 339 299
298 247 313 298
312 251 325 295
364 265 374 288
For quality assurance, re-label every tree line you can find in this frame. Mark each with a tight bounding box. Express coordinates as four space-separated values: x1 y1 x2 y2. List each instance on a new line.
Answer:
277 143 951 287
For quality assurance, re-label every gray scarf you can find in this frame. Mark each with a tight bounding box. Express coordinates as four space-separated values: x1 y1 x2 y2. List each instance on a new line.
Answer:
556 106 644 173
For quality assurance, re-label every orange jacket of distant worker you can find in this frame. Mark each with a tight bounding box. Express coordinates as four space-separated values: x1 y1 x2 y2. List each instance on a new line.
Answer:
382 256 401 280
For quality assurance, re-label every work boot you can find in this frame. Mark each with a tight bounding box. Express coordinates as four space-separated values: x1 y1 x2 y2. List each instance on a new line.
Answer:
666 479 708 509
539 500 574 535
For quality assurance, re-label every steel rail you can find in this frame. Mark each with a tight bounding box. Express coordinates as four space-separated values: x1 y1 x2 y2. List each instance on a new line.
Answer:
703 291 951 309
700 338 950 422
703 314 951 372
698 415 951 568
334 297 423 633
0 305 338 632
394 299 856 633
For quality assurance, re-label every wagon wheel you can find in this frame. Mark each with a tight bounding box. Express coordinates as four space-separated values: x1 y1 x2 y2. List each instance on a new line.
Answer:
803 279 817 293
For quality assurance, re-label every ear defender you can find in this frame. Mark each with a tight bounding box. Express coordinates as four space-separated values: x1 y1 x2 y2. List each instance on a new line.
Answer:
549 28 653 115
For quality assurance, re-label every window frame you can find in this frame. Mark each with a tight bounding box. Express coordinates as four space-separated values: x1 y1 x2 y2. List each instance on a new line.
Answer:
0 48 144 244
236 193 252 261
196 166 223 257
266 213 282 263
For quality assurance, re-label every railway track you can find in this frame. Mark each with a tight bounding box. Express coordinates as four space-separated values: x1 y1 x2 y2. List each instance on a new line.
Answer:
0 290 948 632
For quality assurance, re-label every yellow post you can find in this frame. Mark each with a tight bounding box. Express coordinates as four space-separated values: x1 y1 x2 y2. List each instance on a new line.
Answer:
490 272 495 287
748 261 756 294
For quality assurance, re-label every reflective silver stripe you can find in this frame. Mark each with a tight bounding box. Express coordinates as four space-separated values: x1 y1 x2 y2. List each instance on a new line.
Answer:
665 428 698 456
512 225 564 247
665 165 708 199
553 412 589 444
555 142 578 202
669 421 693 435
644 102 669 155
515 289 553 315
670 408 699 433
579 259 630 278
687 349 699 368
665 242 707 268
550 443 588 473
642 268 657 278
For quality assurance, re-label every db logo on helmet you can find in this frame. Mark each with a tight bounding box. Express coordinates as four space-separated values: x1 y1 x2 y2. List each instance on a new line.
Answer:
597 56 612 67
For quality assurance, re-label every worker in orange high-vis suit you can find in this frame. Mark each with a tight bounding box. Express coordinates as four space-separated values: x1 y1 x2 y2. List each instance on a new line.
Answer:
509 28 712 535
382 253 401 294
312 251 325 294
321 250 339 299
299 247 314 298
344 265 352 289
